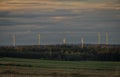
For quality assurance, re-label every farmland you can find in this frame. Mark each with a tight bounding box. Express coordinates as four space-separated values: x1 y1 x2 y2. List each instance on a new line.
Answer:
0 57 120 77
0 44 120 77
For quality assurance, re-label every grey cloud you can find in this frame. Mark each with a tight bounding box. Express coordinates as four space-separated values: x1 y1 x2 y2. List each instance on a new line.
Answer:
0 9 80 26
111 0 120 3
0 11 10 17
0 0 120 45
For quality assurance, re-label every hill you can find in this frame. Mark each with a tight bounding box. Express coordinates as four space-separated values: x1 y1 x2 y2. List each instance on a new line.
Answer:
0 44 120 61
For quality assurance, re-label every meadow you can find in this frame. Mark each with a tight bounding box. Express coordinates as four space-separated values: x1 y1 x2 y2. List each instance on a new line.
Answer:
0 57 120 77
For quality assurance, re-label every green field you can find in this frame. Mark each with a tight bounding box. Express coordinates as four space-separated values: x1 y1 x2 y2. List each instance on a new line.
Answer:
0 57 120 77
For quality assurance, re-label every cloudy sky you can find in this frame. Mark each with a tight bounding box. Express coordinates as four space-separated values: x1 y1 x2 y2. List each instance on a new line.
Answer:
0 0 120 45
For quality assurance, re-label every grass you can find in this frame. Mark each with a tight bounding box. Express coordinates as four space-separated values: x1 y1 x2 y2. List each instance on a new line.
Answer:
0 57 120 77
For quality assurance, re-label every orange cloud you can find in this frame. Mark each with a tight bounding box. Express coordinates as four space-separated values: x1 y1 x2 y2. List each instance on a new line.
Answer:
0 0 119 12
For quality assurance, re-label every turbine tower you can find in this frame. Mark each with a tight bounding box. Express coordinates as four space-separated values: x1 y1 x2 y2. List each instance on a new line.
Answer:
63 38 66 45
38 34 40 45
97 32 101 45
13 34 16 46
81 37 84 48
106 32 109 45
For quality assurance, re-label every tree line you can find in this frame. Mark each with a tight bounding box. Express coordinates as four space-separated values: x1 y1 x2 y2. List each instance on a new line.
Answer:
0 44 120 61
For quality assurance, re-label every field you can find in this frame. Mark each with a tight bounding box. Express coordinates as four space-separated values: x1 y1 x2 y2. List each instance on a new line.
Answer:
0 57 120 77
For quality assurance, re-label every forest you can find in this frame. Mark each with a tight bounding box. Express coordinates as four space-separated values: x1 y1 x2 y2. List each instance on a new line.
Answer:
0 44 120 61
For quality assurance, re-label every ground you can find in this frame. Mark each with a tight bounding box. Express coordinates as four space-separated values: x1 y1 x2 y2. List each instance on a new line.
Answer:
0 57 120 77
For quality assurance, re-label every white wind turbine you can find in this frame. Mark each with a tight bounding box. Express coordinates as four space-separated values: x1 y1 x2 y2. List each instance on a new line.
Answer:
97 32 101 45
63 38 66 45
37 33 40 45
81 37 84 48
13 34 16 46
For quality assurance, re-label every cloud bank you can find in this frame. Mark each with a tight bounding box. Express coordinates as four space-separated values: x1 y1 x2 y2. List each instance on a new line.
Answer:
0 0 120 45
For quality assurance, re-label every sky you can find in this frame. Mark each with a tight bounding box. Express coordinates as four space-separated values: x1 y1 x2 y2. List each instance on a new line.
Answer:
0 0 120 45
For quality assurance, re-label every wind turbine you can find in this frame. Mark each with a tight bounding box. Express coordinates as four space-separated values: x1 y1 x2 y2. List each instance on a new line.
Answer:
13 34 16 46
37 33 40 45
106 32 109 45
81 37 84 48
63 38 66 45
97 32 101 45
